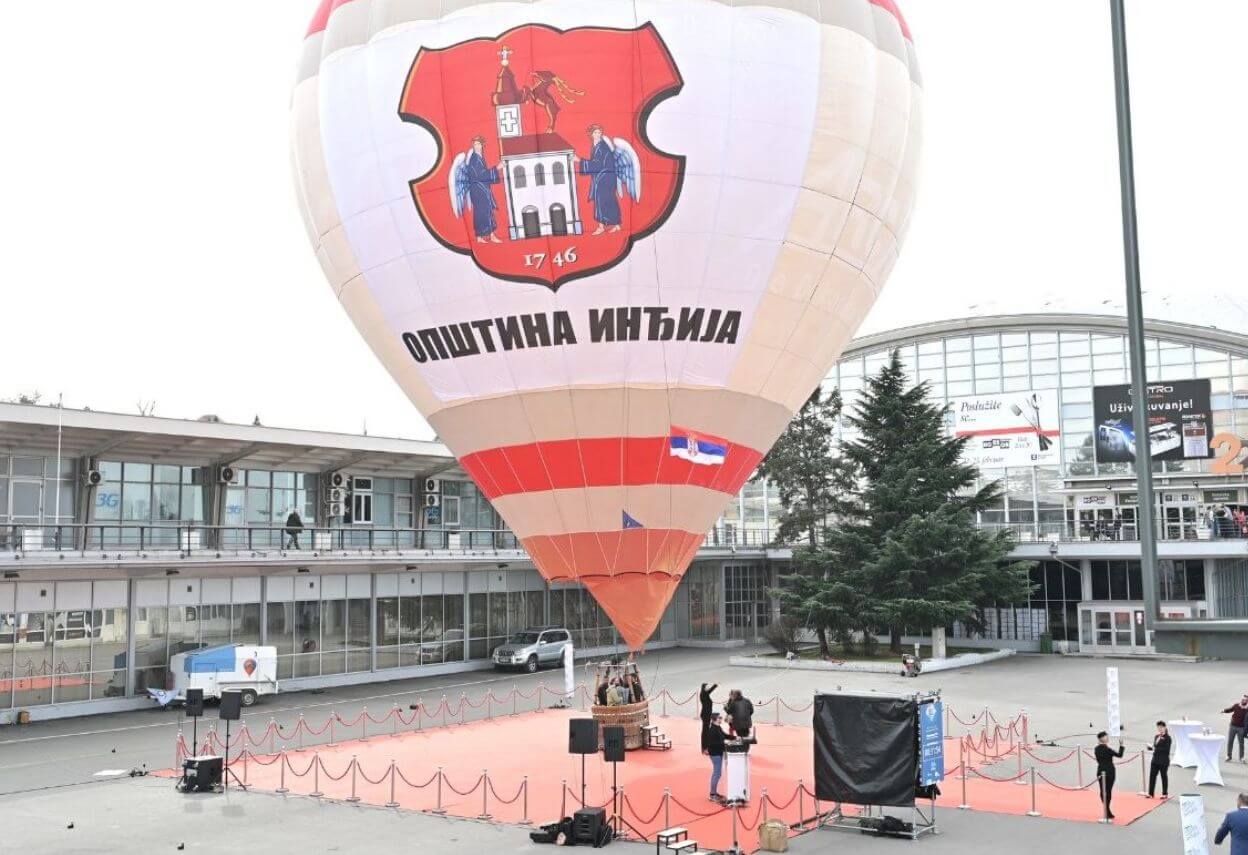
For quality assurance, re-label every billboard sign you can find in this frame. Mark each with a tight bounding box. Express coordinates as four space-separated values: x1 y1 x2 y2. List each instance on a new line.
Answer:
950 391 1061 468
1092 380 1212 463
918 699 945 787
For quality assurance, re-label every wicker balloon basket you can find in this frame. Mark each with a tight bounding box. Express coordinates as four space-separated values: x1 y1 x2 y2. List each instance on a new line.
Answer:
590 700 650 750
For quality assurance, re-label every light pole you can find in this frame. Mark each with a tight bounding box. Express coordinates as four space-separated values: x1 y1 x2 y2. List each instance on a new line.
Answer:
1109 0 1160 632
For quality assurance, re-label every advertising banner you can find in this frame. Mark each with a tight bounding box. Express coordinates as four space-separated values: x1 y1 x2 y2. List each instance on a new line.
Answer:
1075 492 1115 510
1180 794 1210 855
1106 667 1121 738
1092 380 1212 463
950 391 1061 468
918 699 945 787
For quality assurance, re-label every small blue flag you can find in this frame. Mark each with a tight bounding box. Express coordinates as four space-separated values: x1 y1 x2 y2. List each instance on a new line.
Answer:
622 511 644 530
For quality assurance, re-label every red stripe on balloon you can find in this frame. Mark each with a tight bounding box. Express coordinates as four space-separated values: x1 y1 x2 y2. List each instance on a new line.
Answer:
459 437 763 500
520 529 705 580
306 0 912 42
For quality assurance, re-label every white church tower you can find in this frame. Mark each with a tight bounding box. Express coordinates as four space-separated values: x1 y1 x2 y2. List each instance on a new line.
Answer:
491 45 582 240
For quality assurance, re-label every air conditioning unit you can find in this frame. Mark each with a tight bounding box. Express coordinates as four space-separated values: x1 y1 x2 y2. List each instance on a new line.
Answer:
326 487 345 503
425 494 441 508
83 469 103 487
328 501 345 517
424 478 441 494
217 466 237 484
350 476 373 492
327 471 346 489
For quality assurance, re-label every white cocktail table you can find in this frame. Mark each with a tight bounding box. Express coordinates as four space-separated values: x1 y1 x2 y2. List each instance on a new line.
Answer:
1169 720 1205 768
1190 734 1224 786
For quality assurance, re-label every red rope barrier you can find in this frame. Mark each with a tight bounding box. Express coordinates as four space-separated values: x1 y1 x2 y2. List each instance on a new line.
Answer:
486 777 524 804
394 767 440 789
442 774 484 797
621 793 666 826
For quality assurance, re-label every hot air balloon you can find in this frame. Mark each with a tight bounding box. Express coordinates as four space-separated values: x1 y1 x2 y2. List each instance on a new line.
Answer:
293 0 921 650
243 658 257 677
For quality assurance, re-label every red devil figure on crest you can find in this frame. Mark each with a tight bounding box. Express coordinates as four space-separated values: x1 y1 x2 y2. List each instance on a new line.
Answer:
398 23 685 290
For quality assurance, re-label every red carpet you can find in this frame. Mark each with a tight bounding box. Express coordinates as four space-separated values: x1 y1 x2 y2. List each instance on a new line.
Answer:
212 708 1163 852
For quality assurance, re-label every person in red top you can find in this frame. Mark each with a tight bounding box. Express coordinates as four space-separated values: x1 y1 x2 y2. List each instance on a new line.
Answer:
1224 694 1248 762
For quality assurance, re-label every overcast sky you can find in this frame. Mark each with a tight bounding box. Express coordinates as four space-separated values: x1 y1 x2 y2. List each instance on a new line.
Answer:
2 1 1245 440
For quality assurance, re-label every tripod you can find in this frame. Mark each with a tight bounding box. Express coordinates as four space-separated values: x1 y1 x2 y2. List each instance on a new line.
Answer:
222 718 246 791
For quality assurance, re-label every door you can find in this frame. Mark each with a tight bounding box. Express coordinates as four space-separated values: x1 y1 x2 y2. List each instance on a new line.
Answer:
10 479 41 524
522 206 541 238
550 203 568 236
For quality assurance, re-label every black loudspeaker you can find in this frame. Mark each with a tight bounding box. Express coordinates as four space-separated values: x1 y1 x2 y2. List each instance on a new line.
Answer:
573 807 607 844
179 755 223 793
185 688 204 718
219 691 242 721
603 725 626 763
569 718 598 755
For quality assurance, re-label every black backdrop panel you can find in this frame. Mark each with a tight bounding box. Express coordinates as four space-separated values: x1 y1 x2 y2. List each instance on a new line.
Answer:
813 694 917 807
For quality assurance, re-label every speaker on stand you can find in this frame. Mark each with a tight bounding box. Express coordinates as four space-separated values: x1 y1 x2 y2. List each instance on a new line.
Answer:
185 688 204 760
602 725 626 838
568 718 598 812
218 691 245 791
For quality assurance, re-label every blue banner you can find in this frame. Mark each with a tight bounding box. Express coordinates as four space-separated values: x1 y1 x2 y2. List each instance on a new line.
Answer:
918 699 944 787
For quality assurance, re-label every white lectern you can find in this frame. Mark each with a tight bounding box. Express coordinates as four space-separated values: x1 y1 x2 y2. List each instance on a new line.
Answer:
726 750 751 803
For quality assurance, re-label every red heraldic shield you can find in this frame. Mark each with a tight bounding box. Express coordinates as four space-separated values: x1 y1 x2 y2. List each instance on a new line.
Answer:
398 23 684 290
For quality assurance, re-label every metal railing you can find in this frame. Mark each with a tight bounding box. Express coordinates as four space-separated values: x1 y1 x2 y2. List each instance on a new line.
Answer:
979 519 1248 544
0 523 780 558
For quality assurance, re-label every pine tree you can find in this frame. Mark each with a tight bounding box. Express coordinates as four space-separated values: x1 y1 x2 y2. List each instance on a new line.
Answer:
758 388 853 547
783 350 1033 655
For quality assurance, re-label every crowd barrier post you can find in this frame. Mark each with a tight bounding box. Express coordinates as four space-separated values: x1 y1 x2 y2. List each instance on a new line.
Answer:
579 685 587 712
797 779 805 829
457 693 466 724
521 776 530 825
297 714 305 750
415 699 423 732
486 691 493 720
310 754 324 798
1076 749 1083 787
661 690 668 718
347 755 361 803
243 749 250 786
513 685 519 717
1026 767 1040 817
328 715 337 747
663 787 671 830
538 683 546 713
392 704 400 738
1022 710 1029 747
1137 750 1147 795
760 787 769 824
276 751 289 794
560 779 568 818
479 769 491 819
958 755 970 810
386 760 399 808
268 719 277 754
441 695 448 728
775 697 781 726
174 729 183 769
361 707 369 741
434 766 446 814
1097 772 1110 824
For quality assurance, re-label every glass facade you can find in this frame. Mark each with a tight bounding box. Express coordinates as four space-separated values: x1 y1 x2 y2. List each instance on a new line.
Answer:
674 563 721 639
724 564 773 641
0 455 76 546
956 560 1084 644
825 327 1248 541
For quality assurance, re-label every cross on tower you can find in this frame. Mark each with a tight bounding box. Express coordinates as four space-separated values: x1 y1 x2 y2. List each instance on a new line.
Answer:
498 44 512 66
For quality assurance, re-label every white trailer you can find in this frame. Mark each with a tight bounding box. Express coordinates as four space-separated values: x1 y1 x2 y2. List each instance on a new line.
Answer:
153 643 278 708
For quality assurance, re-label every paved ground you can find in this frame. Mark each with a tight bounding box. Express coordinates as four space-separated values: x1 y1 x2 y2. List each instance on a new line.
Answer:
2 647 1246 852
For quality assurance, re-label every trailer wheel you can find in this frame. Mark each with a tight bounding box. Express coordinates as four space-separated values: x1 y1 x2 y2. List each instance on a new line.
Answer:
240 689 258 708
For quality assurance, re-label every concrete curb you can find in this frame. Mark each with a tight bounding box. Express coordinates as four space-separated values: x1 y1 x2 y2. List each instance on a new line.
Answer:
728 648 1016 674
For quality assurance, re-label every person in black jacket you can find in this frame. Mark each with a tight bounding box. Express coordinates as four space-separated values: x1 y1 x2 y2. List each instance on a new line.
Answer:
724 689 754 739
699 683 718 728
1148 721 1172 798
1095 731 1125 819
284 510 304 549
702 712 727 801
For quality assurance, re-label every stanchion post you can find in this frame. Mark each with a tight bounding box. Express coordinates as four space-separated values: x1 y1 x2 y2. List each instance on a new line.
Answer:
441 695 448 728
521 776 531 825
392 704 399 738
561 779 568 819
297 714 305 751
661 689 667 718
268 718 276 754
416 698 423 732
513 685 518 716
276 751 289 794
328 715 337 747
538 683 545 713
311 753 324 798
731 801 740 854
958 747 970 810
761 787 769 824
1026 767 1041 817
775 696 781 726
386 760 399 808
1015 742 1028 785
487 691 493 720
457 693 466 725
479 769 490 819
361 707 368 741
1022 710 1029 747
1137 749 1148 795
434 766 446 814
663 787 671 831
347 755 361 803
1077 748 1084 787
798 779 805 829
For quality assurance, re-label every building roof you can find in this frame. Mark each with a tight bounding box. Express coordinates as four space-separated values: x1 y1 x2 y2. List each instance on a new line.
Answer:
500 133 574 157
0 403 461 477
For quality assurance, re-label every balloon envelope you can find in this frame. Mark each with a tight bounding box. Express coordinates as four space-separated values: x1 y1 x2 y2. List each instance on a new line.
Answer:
293 0 921 649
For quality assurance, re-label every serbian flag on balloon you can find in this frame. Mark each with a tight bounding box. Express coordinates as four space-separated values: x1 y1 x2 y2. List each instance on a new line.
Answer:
293 0 920 648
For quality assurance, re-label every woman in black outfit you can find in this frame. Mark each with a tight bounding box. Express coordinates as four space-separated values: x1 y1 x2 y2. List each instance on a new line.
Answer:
699 683 718 728
1147 721 1172 798
1095 731 1125 819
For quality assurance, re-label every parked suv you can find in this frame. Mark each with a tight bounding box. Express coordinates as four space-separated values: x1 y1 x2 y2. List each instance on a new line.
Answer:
492 627 571 673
